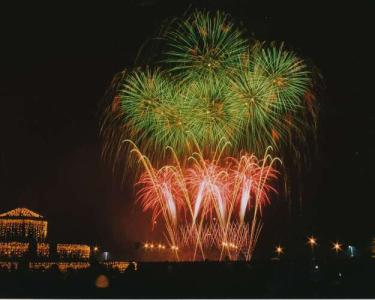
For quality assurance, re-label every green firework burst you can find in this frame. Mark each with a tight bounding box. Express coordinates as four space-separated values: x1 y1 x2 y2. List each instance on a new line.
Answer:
252 44 311 111
163 11 248 82
100 10 318 174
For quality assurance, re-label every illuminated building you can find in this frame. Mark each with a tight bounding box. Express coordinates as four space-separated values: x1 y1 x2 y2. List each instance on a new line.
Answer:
102 261 138 272
57 244 91 260
0 208 47 241
36 243 50 258
0 207 91 263
0 242 29 258
0 207 135 272
29 261 91 272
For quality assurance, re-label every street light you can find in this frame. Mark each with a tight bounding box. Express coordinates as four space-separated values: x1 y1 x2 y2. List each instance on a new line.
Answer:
307 236 317 248
275 245 284 257
307 235 317 261
332 241 342 253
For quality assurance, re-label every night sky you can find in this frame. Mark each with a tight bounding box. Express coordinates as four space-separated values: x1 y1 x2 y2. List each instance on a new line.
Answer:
0 1 374 258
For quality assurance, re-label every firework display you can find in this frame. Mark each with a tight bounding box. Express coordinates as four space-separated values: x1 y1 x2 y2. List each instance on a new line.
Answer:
101 11 317 167
130 141 279 261
100 10 318 261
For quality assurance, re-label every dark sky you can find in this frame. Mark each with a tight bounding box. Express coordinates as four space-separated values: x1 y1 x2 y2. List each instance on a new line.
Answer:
0 1 374 257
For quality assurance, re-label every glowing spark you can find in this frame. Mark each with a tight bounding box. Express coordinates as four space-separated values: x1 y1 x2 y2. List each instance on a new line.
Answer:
239 178 251 223
275 245 283 255
307 236 317 247
332 242 342 253
193 181 206 222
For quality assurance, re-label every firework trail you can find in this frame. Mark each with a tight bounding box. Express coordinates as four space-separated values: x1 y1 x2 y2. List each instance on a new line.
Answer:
131 141 280 261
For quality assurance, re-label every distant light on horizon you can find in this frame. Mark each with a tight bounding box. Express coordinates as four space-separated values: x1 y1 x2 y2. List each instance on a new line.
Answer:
307 236 317 247
332 241 342 253
275 245 283 255
102 251 110 261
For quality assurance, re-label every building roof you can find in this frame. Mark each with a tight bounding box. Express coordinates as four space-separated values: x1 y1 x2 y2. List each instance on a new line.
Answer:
0 208 45 219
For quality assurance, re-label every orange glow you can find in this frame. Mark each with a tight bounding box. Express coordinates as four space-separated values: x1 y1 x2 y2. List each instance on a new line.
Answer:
37 243 50 257
111 96 121 112
57 244 91 259
271 129 280 142
102 261 137 273
0 208 48 241
332 242 342 252
0 242 29 257
0 208 44 218
304 90 316 113
95 274 109 288
29 262 90 272
0 261 19 270
28 261 137 273
275 245 283 255
307 236 317 247
273 77 285 87
0 218 48 241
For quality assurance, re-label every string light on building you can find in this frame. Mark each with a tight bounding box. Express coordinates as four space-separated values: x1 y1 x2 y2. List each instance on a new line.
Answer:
29 262 90 272
102 261 138 273
0 208 90 261
57 244 91 260
0 208 47 241
36 243 50 257
0 242 29 258
0 207 135 273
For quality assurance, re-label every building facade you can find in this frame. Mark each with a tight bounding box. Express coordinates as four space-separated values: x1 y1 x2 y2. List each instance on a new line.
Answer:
0 208 47 242
0 208 135 272
0 208 90 261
